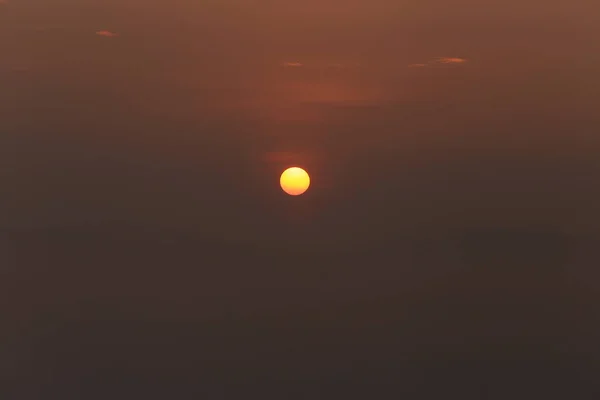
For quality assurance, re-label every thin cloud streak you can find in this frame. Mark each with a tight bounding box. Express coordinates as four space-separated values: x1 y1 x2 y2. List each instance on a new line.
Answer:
281 62 303 67
408 57 468 68
96 30 119 38
435 57 467 64
280 61 362 69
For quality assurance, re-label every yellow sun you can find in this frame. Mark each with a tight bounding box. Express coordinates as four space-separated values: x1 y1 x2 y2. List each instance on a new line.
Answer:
280 167 310 196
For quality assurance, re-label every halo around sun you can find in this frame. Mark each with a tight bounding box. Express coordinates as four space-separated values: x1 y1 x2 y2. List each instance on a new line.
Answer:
280 167 310 196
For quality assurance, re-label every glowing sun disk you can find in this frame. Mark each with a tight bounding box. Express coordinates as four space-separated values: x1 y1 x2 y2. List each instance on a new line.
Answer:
280 167 310 196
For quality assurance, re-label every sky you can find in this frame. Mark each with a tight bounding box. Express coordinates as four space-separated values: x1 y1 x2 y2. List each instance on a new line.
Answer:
3 0 600 240
3 0 600 398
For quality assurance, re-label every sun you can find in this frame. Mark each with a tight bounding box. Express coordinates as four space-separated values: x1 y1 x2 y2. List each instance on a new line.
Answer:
280 167 310 196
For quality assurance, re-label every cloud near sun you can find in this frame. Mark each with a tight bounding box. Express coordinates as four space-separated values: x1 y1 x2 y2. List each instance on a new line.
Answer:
96 30 119 38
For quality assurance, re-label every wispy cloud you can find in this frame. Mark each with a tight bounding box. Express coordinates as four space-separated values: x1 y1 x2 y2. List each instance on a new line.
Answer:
96 30 119 38
281 61 303 68
280 61 362 69
434 57 467 65
408 57 467 68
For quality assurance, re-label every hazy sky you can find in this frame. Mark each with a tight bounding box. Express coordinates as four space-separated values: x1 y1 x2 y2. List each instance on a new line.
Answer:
4 1 600 398
3 0 600 244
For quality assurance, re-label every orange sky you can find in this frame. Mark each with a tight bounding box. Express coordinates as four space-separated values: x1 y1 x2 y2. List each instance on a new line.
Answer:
2 0 600 240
